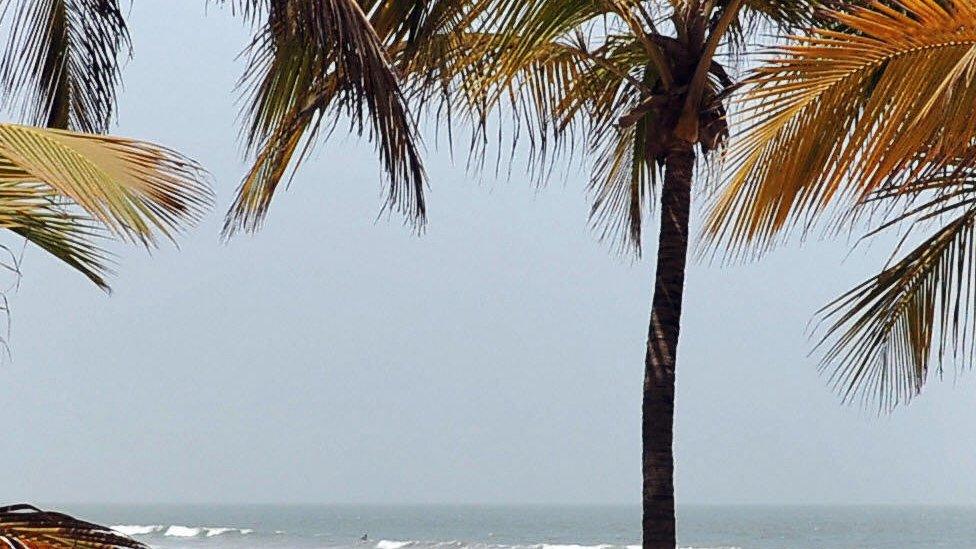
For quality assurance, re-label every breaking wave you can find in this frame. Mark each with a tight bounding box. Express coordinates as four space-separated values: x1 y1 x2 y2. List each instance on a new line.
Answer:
111 525 254 538
111 525 164 536
376 541 416 549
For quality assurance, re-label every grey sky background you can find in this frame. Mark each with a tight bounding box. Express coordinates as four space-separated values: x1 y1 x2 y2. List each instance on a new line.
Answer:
2 3 975 506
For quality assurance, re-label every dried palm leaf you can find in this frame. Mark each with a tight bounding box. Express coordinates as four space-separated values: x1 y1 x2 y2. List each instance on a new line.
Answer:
0 504 146 549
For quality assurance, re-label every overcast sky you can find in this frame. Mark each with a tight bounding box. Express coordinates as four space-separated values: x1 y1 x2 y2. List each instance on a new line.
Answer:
2 3 976 506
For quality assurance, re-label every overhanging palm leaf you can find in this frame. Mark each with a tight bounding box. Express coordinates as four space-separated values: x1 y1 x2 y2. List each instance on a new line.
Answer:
0 504 146 548
706 0 976 253
0 0 130 132
0 179 110 288
222 0 427 236
706 0 976 407
408 30 606 177
404 2 652 248
816 176 976 408
0 123 211 289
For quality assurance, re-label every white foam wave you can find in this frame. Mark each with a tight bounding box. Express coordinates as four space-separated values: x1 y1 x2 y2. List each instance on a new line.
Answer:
111 525 164 536
111 524 253 538
461 542 732 549
165 526 203 537
110 532 727 549
377 541 415 549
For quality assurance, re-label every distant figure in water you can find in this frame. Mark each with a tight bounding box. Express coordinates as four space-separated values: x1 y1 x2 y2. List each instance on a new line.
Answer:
361 533 369 541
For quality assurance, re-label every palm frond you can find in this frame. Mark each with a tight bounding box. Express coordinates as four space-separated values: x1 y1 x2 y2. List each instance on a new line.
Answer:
0 0 130 132
222 0 426 236
404 1 665 249
414 31 604 171
404 0 737 252
0 124 212 246
729 0 818 50
816 177 976 408
0 178 110 288
589 115 654 252
0 123 211 287
706 0 976 255
0 503 146 548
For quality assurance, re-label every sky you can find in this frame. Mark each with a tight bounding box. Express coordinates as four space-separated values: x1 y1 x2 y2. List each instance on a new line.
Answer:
2 3 976 507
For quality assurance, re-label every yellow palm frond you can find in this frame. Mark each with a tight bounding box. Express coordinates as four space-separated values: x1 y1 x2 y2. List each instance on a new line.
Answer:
706 0 976 254
704 0 976 407
0 123 211 288
0 124 211 245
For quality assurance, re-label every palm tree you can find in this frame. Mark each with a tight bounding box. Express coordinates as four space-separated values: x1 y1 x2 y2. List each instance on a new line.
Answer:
0 504 146 548
219 1 816 546
706 0 976 409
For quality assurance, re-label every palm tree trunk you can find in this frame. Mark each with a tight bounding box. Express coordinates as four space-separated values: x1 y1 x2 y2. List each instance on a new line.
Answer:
642 141 695 548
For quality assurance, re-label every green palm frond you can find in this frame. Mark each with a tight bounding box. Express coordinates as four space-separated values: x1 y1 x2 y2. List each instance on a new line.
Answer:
0 123 211 288
0 504 146 548
816 176 976 408
729 0 818 50
590 115 654 250
0 178 110 288
0 0 130 132
405 3 661 251
411 31 603 173
222 0 428 236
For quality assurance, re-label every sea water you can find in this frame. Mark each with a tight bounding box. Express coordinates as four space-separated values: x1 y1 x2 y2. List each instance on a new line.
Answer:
52 504 976 548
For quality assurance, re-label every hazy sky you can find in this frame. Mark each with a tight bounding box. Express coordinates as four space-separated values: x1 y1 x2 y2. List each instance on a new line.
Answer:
3 3 976 506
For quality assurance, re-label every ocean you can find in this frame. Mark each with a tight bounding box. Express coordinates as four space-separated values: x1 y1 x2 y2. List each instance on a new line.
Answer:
54 504 976 548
